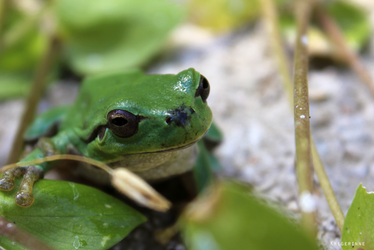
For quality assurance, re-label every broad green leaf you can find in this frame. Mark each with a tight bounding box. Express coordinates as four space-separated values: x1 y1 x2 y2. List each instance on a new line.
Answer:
182 181 319 250
54 0 185 75
0 179 146 250
341 184 373 250
0 236 27 250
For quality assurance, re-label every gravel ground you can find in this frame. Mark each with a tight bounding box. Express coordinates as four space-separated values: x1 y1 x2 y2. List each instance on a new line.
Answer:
1 13 374 250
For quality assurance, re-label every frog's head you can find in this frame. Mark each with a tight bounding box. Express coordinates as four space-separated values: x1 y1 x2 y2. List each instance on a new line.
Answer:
83 68 213 157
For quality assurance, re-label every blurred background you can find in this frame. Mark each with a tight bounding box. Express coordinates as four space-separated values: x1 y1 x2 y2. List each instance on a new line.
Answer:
0 0 374 249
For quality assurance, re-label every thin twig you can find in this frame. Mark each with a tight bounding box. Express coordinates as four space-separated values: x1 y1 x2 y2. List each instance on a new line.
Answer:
261 0 293 106
0 215 54 250
317 7 374 98
261 0 345 233
6 36 60 164
293 0 315 236
311 143 344 231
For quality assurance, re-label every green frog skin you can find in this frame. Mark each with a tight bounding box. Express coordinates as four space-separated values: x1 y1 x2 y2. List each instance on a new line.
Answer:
0 68 213 207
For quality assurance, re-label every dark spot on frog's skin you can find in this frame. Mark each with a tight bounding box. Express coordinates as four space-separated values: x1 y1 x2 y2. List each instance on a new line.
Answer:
165 105 194 127
358 207 360 209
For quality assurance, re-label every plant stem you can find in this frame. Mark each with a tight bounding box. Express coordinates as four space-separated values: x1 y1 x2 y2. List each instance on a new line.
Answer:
293 0 315 236
261 0 345 233
311 143 344 231
6 36 60 164
261 0 293 106
317 7 374 98
0 215 53 250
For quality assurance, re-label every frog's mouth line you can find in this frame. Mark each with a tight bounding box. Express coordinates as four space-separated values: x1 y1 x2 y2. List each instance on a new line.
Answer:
115 125 210 157
130 138 199 155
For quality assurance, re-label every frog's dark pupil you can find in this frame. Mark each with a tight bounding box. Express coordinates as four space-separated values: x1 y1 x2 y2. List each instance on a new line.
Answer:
195 75 210 103
202 77 209 89
112 118 128 126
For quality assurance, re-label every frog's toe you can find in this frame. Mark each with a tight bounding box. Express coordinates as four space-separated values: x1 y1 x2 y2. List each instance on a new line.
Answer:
0 178 15 191
15 191 34 207
0 167 26 191
13 166 43 207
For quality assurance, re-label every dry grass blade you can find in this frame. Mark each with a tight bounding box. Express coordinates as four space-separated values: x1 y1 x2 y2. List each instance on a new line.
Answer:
0 215 54 250
293 0 315 236
311 143 344 231
112 168 171 212
317 7 374 98
1 154 171 212
261 0 293 106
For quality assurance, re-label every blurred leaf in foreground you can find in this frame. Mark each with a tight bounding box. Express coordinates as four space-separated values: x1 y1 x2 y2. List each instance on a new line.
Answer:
280 0 371 60
182 181 319 250
326 0 371 52
0 179 146 250
187 0 289 33
55 0 185 75
341 184 373 250
0 2 48 99
0 73 31 100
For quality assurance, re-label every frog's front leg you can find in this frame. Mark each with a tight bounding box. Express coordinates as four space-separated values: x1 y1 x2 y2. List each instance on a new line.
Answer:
0 166 44 207
0 138 60 207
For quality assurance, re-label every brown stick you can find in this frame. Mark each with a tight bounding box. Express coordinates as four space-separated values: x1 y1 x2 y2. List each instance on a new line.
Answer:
6 36 60 164
0 215 54 250
293 0 316 237
261 0 293 106
317 7 374 97
261 0 345 233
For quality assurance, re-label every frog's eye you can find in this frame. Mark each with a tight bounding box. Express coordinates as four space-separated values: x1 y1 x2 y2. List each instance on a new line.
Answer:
107 110 138 138
195 75 210 103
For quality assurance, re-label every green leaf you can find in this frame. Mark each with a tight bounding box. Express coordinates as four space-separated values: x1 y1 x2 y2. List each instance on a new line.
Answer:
54 0 185 75
341 184 373 250
0 5 47 72
187 0 289 32
0 235 28 250
326 1 371 51
280 1 371 59
0 179 146 250
182 181 319 250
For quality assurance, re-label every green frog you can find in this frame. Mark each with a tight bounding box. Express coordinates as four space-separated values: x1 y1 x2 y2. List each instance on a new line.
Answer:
0 68 221 207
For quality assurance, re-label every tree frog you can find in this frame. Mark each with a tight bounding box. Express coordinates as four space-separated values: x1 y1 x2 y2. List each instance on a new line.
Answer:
0 68 220 207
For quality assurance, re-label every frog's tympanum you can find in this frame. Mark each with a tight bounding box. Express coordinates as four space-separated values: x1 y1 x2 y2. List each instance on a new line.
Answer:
0 68 215 207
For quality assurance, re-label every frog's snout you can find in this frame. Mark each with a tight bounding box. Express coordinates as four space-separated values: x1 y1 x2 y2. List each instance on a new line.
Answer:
165 105 195 127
